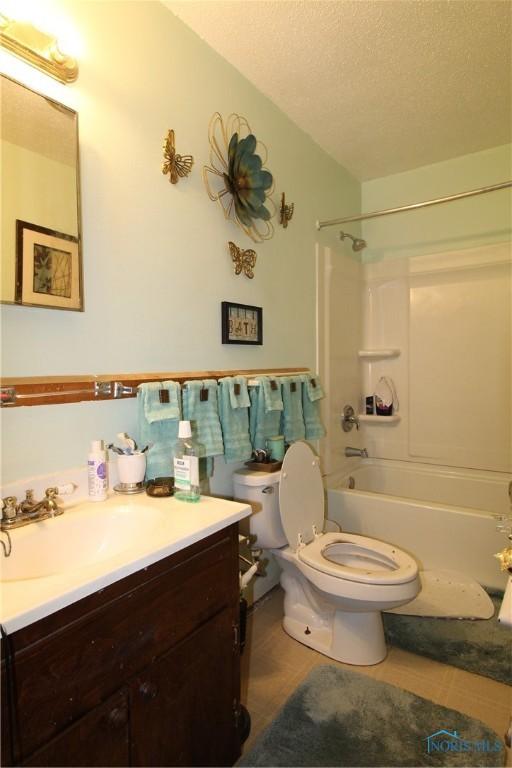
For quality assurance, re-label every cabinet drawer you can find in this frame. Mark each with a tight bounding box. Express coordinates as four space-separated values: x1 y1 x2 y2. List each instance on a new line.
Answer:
9 526 238 762
22 689 129 767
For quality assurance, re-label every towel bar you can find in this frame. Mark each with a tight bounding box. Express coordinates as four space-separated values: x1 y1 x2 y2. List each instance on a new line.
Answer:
1 369 309 408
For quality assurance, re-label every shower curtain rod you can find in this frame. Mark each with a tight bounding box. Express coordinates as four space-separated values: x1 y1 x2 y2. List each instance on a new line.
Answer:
315 180 512 230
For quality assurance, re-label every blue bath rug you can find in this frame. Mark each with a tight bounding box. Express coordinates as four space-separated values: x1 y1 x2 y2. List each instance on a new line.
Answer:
383 594 510 685
240 665 505 767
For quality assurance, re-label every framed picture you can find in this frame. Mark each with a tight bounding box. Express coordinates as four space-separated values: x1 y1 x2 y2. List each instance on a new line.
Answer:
15 220 82 311
221 301 263 345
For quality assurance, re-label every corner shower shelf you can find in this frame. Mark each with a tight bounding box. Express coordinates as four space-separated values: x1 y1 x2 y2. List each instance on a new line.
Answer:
358 349 400 359
358 414 401 424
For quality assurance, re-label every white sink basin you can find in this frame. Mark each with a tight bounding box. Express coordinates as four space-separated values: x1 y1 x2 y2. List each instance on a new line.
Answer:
0 492 251 634
0 499 167 581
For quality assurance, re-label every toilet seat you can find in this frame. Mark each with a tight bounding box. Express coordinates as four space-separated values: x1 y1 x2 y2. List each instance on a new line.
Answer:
298 531 418 585
279 442 418 586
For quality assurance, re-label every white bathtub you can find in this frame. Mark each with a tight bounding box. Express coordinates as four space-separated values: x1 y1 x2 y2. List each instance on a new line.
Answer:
327 459 511 591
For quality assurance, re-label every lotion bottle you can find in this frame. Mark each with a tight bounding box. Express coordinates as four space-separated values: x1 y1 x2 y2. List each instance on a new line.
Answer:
88 440 108 501
173 421 203 503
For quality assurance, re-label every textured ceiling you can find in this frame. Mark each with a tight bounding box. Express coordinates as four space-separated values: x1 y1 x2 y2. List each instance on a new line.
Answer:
165 0 512 180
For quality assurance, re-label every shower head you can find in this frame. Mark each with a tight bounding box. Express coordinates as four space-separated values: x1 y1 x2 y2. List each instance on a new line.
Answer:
339 231 367 252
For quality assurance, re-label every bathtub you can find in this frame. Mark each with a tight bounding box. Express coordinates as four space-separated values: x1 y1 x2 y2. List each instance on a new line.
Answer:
327 459 511 591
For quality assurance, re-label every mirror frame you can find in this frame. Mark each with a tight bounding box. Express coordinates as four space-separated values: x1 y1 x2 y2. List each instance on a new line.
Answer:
1 74 83 310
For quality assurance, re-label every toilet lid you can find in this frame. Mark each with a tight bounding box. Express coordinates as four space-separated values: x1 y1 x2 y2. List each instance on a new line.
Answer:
279 441 324 549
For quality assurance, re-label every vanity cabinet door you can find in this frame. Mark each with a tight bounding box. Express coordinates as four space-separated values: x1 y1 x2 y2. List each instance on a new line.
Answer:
1 524 241 767
22 689 129 767
130 607 240 767
8 526 237 761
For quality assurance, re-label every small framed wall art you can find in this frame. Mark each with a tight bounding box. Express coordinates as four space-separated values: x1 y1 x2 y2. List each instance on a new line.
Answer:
15 220 82 311
221 301 263 345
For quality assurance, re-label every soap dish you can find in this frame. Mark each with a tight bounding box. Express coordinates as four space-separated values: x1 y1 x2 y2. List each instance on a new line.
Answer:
146 477 174 497
114 481 146 495
244 460 282 473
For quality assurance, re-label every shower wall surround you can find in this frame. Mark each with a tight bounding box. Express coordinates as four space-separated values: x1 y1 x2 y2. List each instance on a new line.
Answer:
359 144 512 473
0 0 359 487
360 243 510 472
317 244 363 479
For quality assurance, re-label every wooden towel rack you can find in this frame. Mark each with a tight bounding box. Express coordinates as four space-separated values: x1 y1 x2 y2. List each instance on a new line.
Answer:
0 368 310 408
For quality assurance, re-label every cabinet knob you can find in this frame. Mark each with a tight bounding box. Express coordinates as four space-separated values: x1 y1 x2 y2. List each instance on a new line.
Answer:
108 706 128 728
139 680 158 699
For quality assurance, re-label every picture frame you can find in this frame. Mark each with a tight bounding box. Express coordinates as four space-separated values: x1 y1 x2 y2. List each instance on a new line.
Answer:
15 220 82 311
221 301 263 345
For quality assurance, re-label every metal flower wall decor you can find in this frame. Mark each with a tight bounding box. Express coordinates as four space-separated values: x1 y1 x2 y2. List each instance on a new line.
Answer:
203 113 276 242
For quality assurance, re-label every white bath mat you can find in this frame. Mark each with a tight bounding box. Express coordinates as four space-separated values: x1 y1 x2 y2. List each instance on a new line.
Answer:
385 569 494 619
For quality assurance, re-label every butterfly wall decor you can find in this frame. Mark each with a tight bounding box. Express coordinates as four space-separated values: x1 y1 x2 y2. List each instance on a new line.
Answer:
162 129 194 184
279 192 295 228
228 241 257 279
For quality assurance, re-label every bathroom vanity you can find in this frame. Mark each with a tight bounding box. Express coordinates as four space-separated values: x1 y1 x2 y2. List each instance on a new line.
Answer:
0 495 251 766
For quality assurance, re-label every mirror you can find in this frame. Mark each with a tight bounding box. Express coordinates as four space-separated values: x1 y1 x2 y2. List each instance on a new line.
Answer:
0 74 82 310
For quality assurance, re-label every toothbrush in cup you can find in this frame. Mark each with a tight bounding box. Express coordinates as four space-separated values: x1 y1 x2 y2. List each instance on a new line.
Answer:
117 432 137 454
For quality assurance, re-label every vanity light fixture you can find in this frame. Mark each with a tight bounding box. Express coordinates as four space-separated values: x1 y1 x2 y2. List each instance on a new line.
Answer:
0 13 78 83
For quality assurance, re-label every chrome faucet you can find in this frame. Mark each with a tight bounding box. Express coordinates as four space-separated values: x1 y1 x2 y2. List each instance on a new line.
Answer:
345 447 368 458
341 405 359 432
1 484 75 531
19 489 55 515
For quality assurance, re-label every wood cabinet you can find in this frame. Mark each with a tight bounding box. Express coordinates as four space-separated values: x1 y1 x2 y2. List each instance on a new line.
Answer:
1 524 241 767
22 690 130 768
131 609 237 767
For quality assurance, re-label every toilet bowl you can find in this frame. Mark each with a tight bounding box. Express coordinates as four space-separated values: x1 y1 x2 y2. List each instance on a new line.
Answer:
233 441 420 665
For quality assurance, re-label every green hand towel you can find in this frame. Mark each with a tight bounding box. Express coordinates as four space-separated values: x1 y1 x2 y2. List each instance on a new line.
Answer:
301 374 326 440
280 376 306 443
218 377 252 463
261 376 284 413
249 378 282 451
137 381 181 479
142 380 180 422
228 375 251 409
182 379 224 457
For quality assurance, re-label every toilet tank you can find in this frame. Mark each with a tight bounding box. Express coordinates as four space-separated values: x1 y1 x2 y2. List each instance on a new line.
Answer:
233 469 287 549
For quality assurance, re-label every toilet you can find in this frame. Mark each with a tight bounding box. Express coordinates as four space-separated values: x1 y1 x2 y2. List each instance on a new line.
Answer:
233 441 420 665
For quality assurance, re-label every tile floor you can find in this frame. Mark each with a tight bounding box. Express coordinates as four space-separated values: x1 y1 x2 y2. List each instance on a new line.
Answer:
239 587 512 765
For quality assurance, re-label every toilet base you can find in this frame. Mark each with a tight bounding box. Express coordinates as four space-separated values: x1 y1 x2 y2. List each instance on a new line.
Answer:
283 609 387 666
279 564 389 665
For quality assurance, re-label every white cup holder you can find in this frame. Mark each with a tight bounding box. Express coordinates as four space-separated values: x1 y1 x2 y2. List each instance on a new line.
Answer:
117 454 146 485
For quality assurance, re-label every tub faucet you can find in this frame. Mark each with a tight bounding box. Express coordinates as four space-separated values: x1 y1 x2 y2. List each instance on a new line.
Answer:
341 405 359 432
345 447 368 458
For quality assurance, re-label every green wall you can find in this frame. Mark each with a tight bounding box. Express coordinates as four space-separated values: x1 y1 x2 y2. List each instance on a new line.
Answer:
0 1 360 486
362 144 511 259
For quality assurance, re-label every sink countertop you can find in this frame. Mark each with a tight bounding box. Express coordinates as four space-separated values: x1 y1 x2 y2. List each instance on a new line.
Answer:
0 493 251 634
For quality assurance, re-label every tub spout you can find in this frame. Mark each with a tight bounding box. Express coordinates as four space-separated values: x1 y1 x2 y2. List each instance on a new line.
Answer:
345 447 368 458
